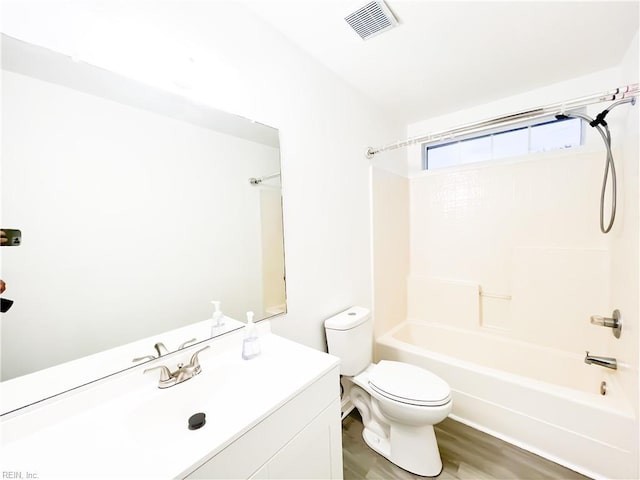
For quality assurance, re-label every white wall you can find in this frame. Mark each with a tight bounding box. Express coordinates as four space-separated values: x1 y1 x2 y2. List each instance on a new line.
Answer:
0 1 403 353
1 69 280 379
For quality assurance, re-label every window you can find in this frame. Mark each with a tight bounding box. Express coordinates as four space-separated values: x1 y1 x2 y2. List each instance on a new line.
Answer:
423 117 583 170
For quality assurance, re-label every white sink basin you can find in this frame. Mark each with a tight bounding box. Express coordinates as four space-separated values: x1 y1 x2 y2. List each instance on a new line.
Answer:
125 348 248 441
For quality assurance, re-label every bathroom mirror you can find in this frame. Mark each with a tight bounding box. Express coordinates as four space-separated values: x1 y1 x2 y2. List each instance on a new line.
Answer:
0 35 286 411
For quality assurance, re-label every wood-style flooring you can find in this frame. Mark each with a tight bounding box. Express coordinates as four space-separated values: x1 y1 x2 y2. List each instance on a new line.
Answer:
342 411 591 480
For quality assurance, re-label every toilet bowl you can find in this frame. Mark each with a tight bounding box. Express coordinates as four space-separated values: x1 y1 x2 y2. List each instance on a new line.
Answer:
324 307 452 477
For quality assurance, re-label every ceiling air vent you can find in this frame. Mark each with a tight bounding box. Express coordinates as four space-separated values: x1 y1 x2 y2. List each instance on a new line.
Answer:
345 1 399 40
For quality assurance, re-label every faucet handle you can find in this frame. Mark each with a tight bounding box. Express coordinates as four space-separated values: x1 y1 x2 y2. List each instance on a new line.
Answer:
179 338 198 350
143 365 173 382
154 342 169 357
189 345 211 372
132 354 156 363
590 316 617 327
590 309 622 339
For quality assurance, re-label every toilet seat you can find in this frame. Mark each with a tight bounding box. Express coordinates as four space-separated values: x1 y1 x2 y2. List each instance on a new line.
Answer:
368 360 451 407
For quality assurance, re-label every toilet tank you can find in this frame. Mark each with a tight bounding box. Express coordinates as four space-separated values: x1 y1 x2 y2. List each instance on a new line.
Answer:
324 306 373 376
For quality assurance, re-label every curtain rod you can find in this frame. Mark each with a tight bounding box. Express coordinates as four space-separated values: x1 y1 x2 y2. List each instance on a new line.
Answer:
248 172 280 185
365 83 639 158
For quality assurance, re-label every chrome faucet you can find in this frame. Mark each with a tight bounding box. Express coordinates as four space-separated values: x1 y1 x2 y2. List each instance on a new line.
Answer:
133 338 198 363
144 345 211 388
584 351 617 370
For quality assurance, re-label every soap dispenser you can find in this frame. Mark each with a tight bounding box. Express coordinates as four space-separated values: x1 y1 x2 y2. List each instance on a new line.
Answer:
210 300 225 336
242 311 261 360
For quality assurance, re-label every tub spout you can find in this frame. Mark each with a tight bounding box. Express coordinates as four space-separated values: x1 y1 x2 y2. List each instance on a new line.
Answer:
584 351 617 370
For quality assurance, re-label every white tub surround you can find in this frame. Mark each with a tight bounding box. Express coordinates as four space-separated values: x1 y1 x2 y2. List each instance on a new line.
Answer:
1 324 342 479
377 320 636 480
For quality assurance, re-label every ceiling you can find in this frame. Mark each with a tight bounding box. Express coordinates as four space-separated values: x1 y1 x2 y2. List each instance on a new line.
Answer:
247 1 639 124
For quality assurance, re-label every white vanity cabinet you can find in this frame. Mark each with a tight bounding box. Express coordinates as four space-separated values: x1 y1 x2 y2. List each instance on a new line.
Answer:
1 328 344 480
184 367 342 479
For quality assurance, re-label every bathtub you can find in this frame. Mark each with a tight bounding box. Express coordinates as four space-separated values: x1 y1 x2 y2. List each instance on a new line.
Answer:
376 320 637 479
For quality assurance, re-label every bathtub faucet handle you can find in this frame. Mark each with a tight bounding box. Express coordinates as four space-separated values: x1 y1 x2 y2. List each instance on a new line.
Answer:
589 309 622 339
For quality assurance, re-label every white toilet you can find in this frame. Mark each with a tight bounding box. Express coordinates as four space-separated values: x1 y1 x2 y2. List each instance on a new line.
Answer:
324 306 452 477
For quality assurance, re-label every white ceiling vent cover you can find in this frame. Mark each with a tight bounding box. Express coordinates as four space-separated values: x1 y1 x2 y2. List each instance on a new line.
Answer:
345 1 399 40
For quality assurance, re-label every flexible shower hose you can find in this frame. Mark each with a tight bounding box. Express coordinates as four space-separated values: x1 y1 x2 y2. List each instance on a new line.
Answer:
561 97 635 234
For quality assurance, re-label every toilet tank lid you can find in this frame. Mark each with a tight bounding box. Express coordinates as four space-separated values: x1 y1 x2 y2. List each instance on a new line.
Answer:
324 306 371 330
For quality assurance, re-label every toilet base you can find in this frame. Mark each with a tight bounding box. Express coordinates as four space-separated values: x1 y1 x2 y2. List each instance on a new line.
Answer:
345 368 450 477
362 422 443 477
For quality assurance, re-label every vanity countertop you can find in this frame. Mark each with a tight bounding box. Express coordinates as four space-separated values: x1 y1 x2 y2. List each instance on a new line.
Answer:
0 325 340 479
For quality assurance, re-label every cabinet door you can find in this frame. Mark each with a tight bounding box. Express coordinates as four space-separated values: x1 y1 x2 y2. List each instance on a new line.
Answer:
266 399 343 479
183 368 340 479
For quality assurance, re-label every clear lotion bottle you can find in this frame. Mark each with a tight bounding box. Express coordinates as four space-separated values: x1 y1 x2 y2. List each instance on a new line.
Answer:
210 300 225 336
242 311 261 360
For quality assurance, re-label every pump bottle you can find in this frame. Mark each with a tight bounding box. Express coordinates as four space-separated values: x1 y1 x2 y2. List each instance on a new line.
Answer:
242 311 261 360
210 300 224 336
